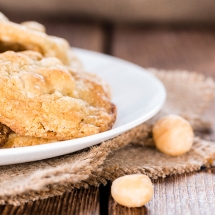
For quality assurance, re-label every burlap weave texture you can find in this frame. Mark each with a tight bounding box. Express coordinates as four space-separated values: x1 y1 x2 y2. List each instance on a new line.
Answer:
0 69 215 205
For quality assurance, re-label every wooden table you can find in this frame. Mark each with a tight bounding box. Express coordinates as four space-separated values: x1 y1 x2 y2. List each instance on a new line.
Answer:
0 16 215 214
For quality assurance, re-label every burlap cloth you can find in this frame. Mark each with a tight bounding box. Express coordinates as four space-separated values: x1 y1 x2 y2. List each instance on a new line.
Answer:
0 69 215 205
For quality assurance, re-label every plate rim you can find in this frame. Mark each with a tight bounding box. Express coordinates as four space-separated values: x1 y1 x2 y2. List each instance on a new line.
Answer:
0 48 166 165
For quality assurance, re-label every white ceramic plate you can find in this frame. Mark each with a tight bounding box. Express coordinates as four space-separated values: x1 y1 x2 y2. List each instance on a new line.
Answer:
0 48 166 165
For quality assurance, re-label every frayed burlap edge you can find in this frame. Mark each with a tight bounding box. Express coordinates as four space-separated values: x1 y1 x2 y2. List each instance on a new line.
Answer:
0 69 215 205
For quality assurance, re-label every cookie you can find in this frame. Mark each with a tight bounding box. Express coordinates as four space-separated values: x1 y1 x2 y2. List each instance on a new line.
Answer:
0 12 80 67
0 123 11 147
2 133 54 148
21 21 46 33
0 51 116 140
0 122 54 149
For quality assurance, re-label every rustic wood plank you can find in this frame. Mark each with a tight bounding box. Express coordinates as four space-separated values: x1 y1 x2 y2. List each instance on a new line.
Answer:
146 168 215 215
112 27 215 78
108 168 215 215
109 196 148 215
44 21 105 52
0 188 100 215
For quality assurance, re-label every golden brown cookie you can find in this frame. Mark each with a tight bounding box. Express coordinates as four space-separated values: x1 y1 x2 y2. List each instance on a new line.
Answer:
21 21 46 32
0 51 116 140
0 122 53 149
0 13 80 67
2 133 54 148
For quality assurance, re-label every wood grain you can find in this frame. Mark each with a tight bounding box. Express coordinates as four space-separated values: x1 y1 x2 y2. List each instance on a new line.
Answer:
108 169 215 215
112 27 215 78
108 168 215 215
0 188 100 215
109 197 148 215
146 168 215 215
44 21 105 52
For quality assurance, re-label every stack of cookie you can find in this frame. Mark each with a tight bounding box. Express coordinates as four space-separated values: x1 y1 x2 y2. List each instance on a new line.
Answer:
0 12 116 148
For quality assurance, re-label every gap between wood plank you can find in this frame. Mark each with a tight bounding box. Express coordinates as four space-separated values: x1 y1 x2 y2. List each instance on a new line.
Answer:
102 23 114 55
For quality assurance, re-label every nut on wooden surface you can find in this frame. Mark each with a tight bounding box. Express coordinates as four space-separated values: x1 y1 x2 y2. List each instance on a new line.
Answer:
153 114 194 156
111 174 153 207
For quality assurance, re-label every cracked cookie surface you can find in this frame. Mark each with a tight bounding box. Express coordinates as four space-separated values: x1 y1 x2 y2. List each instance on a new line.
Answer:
0 12 81 68
2 132 55 148
0 51 116 140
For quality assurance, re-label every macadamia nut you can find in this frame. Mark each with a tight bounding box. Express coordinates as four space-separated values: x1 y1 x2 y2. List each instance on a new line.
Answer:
153 114 194 156
111 174 153 207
